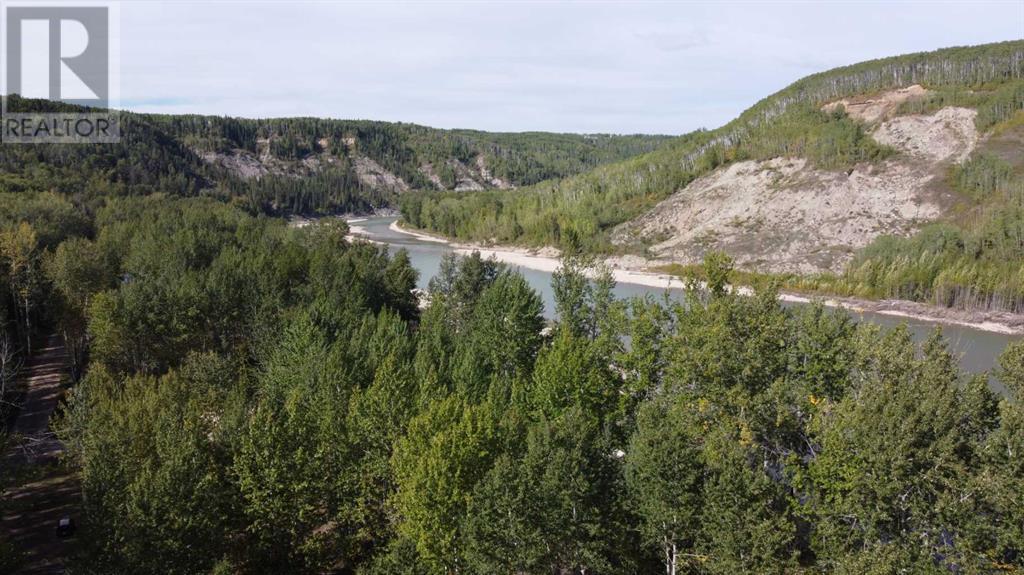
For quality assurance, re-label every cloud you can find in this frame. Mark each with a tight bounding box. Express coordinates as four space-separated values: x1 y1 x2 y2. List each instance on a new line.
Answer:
635 29 713 53
118 97 191 109
113 1 1023 134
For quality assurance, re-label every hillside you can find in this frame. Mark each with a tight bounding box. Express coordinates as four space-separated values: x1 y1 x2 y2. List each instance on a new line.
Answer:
4 15 1024 575
6 190 1024 574
0 95 671 215
400 41 1024 313
152 114 673 195
614 88 977 274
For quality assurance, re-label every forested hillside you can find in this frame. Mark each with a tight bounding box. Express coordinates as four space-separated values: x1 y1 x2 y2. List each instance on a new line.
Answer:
0 94 670 216
792 111 1024 312
402 41 1023 249
3 39 1024 575
0 91 655 527
2 192 1023 573
400 41 1024 314
156 113 672 190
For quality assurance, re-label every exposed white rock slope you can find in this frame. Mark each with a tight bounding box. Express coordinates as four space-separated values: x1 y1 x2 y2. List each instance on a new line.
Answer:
614 103 978 274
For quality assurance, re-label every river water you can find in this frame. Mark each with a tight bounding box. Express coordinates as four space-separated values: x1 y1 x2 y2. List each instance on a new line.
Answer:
354 217 1020 377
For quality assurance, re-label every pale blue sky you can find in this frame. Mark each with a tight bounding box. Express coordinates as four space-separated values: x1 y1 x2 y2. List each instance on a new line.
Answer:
119 1 1024 134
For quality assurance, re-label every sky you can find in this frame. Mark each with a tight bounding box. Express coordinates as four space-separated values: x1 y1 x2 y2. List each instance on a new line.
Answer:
117 0 1024 134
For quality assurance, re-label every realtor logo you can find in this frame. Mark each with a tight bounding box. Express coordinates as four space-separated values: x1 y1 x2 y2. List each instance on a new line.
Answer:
2 2 120 143
6 6 109 105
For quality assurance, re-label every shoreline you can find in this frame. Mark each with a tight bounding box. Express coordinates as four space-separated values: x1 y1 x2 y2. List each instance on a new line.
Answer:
371 220 1024 336
387 220 448 243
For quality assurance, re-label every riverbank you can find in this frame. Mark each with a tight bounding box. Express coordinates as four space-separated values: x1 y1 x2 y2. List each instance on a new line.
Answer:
379 220 1024 336
288 206 399 229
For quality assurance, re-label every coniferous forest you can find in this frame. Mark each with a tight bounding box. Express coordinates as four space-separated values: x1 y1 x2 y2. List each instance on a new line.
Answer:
401 41 1024 315
0 95 671 217
1 31 1024 575
0 190 1022 573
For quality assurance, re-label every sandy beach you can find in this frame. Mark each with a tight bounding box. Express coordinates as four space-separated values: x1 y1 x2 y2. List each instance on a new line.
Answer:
363 220 1024 336
387 220 451 243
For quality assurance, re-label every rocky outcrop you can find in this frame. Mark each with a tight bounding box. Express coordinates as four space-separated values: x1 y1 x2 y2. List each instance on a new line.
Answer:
418 156 516 192
198 144 513 194
419 163 445 190
821 84 929 124
199 149 270 179
475 155 512 189
352 155 410 193
613 103 979 274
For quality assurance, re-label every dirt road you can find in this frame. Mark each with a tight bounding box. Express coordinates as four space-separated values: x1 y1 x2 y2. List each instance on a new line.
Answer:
1 334 80 574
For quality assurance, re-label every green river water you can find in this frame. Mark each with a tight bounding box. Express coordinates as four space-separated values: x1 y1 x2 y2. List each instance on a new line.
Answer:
354 216 1021 381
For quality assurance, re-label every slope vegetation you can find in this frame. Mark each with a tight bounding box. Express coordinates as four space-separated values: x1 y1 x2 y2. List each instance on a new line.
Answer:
0 95 671 215
614 93 977 274
152 113 673 204
401 41 1024 313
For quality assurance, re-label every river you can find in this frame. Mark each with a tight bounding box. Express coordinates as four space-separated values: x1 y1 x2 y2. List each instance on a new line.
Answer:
352 216 1020 379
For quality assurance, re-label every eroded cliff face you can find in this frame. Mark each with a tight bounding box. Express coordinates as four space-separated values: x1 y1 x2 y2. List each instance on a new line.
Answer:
198 137 412 193
613 89 980 274
199 137 512 195
417 156 514 192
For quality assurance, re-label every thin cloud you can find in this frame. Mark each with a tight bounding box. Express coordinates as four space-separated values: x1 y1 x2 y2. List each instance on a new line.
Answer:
115 1 1023 134
635 29 713 53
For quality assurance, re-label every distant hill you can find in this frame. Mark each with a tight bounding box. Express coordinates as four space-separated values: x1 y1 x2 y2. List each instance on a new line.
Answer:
0 95 672 215
401 41 1024 314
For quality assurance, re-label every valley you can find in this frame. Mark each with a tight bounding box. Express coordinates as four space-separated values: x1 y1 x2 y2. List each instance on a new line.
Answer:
348 216 1021 372
401 41 1024 319
2 23 1023 574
